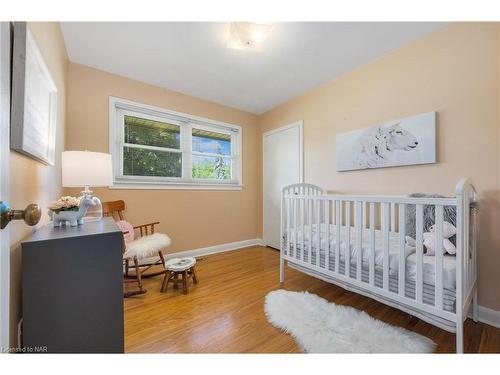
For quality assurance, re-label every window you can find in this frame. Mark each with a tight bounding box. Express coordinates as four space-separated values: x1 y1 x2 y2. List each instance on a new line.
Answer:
109 97 242 189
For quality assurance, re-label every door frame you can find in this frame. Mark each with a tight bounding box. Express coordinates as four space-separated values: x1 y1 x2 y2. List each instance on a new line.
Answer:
262 120 304 248
0 22 11 350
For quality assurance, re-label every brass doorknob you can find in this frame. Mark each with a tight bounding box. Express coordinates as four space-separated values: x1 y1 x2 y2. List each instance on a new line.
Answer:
0 202 41 229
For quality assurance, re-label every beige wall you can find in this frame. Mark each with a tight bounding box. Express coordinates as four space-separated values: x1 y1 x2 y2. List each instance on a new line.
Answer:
65 63 259 253
9 22 68 346
257 23 500 311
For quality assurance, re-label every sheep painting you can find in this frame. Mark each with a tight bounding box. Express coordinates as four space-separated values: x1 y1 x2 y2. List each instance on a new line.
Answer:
336 112 436 171
352 123 418 168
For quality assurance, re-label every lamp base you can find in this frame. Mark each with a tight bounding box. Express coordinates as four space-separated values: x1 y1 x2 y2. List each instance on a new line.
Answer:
80 191 103 222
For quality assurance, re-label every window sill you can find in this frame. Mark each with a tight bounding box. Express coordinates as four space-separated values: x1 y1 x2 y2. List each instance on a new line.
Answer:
110 180 244 191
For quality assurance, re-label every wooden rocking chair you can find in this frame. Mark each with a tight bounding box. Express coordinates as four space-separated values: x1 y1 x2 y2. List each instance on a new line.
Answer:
103 200 168 297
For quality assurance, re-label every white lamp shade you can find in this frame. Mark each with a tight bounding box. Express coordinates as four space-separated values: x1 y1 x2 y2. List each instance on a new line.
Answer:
62 151 113 187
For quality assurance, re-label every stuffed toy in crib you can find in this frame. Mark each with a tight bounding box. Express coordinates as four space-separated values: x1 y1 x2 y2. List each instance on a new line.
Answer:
405 221 457 255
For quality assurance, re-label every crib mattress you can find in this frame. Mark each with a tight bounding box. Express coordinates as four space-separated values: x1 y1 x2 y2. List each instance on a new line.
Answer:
284 224 457 291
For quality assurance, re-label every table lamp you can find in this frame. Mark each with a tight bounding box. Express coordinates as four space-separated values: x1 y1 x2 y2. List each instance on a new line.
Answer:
62 151 113 222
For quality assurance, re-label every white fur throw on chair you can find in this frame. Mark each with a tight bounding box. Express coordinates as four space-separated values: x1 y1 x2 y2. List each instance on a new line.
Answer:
124 233 171 260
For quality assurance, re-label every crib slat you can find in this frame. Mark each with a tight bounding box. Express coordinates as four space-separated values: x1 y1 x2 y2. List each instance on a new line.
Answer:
464 200 470 294
286 197 291 256
391 203 396 232
308 198 312 265
435 205 444 310
416 204 424 303
300 197 304 262
324 200 330 271
369 202 375 286
316 198 321 267
346 201 351 277
356 201 363 281
398 204 406 296
472 205 477 292
456 195 464 310
335 200 341 274
464 198 469 293
363 202 368 228
293 198 298 259
281 191 284 256
464 212 472 291
469 210 473 292
382 202 390 290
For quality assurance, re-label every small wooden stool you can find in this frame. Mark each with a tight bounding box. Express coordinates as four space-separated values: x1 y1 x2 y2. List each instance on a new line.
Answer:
160 257 198 294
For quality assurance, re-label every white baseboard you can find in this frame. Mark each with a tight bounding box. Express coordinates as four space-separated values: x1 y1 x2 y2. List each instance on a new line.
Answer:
477 305 500 328
164 238 264 260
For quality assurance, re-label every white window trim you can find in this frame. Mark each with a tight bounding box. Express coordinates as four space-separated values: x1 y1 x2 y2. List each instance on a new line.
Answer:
109 96 243 190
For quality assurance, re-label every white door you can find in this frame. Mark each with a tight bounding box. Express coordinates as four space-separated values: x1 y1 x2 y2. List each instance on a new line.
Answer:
263 121 303 249
0 22 11 350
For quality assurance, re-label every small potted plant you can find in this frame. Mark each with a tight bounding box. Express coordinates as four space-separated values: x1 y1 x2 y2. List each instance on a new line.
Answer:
48 196 95 227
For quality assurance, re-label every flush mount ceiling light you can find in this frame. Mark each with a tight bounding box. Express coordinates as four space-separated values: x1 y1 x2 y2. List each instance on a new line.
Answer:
227 22 272 51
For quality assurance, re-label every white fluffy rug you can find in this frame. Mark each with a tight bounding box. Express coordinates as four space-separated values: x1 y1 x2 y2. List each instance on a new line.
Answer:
264 290 436 353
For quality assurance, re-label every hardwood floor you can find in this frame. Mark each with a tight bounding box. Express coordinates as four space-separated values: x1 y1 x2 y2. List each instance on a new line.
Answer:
124 246 500 353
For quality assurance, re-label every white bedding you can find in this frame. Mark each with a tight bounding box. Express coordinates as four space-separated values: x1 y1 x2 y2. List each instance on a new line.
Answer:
284 224 456 290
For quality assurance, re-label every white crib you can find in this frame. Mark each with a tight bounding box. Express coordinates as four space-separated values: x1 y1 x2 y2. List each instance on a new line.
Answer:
280 178 478 353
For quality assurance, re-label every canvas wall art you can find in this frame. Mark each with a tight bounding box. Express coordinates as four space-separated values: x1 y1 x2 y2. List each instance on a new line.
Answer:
336 111 436 171
11 22 58 165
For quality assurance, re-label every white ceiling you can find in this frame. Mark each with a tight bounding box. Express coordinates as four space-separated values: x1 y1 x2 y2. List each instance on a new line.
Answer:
61 22 445 114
